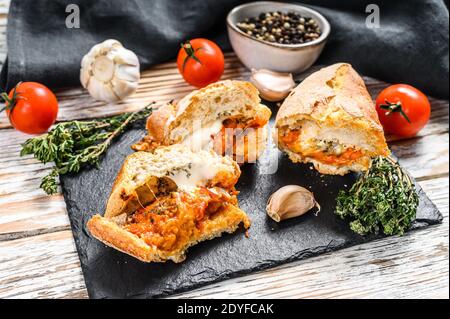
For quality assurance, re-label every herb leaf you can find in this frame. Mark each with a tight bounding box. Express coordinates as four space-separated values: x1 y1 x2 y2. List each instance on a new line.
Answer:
21 104 154 195
335 156 419 236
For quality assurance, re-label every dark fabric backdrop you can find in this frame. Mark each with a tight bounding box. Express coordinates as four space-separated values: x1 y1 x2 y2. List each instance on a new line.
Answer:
1 0 449 98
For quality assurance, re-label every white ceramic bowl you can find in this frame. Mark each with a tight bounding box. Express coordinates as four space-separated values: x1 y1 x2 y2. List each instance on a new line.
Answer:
227 1 330 74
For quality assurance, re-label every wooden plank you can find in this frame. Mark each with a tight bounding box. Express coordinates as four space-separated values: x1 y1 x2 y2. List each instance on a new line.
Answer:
0 230 87 299
391 133 449 180
0 127 70 238
0 176 447 299
0 0 9 14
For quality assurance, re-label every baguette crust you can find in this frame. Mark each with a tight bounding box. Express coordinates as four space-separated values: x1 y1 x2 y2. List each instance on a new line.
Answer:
275 63 389 175
276 63 382 129
88 215 159 262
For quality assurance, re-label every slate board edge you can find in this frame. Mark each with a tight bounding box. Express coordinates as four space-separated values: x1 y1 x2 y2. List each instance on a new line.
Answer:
60 171 443 299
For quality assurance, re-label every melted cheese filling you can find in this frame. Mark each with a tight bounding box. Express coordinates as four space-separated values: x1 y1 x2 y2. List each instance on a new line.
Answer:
167 160 221 192
180 117 268 160
181 120 223 150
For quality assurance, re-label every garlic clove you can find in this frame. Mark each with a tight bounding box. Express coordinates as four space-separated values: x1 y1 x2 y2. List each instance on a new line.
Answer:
114 48 139 66
87 77 118 103
101 39 122 52
80 54 94 73
87 45 101 58
250 69 296 102
80 39 141 103
80 64 91 89
115 64 140 82
266 185 320 222
111 77 139 100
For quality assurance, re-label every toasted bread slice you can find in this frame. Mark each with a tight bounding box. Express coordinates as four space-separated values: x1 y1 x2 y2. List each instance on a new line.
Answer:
133 80 272 163
87 144 250 263
274 63 389 175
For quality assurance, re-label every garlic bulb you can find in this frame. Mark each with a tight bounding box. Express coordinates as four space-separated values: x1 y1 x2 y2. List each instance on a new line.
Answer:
266 185 320 222
80 39 140 103
250 69 295 102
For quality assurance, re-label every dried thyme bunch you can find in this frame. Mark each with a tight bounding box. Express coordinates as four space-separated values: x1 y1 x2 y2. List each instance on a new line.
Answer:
21 105 154 195
336 156 419 236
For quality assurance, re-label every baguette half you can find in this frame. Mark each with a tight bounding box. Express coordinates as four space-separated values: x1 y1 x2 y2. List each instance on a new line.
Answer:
274 63 389 175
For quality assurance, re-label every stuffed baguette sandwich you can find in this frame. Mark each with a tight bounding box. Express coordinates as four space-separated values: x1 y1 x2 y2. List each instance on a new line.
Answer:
87 144 250 263
133 80 272 163
274 63 389 175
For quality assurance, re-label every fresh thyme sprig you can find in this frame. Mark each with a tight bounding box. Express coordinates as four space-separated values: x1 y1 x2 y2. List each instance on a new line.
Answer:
336 156 419 236
20 104 155 195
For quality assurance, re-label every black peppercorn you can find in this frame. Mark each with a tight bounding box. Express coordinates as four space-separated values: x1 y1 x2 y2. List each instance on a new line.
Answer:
236 11 322 45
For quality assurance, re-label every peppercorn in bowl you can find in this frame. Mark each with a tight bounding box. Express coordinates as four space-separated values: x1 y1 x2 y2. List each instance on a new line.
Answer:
227 1 330 73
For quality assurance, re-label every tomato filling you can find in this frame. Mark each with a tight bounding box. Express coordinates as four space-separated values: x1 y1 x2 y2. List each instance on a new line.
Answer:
212 117 267 160
281 130 301 147
280 129 364 166
124 187 237 252
305 148 363 165
222 116 268 129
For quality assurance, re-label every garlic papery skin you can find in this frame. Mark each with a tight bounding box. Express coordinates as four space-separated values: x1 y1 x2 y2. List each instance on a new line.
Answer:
266 185 320 222
250 69 295 102
80 39 140 103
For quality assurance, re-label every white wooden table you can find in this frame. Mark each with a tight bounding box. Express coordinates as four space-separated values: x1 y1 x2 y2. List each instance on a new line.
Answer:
0 0 448 299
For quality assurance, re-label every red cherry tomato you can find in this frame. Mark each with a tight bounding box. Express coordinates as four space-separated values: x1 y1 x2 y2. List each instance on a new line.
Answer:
2 82 58 134
177 38 225 88
375 84 431 138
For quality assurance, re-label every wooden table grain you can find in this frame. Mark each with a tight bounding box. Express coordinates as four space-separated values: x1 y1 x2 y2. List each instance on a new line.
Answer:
0 0 448 299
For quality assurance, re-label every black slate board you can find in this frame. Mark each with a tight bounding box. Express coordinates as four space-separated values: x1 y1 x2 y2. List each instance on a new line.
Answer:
61 112 443 299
